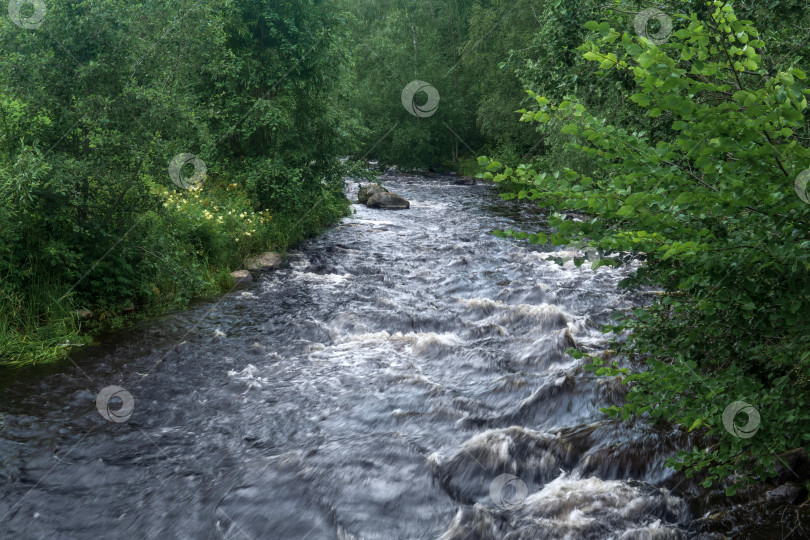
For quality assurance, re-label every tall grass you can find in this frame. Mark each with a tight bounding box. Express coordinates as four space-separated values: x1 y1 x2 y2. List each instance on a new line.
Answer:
0 279 86 368
0 187 350 370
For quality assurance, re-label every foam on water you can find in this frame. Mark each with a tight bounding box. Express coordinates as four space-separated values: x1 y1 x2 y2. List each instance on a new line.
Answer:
0 174 735 539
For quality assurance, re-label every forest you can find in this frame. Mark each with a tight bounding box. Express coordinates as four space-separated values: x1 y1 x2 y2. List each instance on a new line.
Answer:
2 0 810 506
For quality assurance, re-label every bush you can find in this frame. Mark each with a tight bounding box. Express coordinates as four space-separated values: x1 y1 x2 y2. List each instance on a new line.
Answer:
0 0 354 368
480 1 810 493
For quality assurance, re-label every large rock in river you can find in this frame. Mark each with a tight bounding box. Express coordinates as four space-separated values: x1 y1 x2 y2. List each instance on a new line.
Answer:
358 184 388 204
366 192 410 210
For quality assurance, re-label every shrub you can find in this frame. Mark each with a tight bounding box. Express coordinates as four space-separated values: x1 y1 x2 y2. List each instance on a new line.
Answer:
480 1 810 493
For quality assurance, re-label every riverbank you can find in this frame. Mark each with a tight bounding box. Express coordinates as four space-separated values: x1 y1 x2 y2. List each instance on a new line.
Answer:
2 173 807 537
0 182 350 371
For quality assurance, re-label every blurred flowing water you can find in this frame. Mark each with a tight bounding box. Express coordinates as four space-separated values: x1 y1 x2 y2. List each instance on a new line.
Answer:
0 174 764 538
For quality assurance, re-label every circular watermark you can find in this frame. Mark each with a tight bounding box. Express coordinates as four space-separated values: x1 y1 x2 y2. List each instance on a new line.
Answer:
96 385 135 423
633 8 672 45
169 153 206 190
794 169 810 204
401 81 440 118
570 240 601 267
722 401 760 439
8 0 46 29
552 241 601 268
489 473 528 510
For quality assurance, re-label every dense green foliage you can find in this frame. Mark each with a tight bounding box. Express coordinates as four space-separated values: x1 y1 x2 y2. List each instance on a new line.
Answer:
481 1 810 491
345 0 810 493
3 0 809 497
0 0 355 367
345 0 641 169
346 0 479 168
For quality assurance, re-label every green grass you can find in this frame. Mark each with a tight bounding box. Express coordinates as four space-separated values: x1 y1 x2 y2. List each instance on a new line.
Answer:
0 190 350 371
0 280 88 369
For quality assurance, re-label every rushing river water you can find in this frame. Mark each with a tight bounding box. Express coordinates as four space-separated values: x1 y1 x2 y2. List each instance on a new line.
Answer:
0 173 792 539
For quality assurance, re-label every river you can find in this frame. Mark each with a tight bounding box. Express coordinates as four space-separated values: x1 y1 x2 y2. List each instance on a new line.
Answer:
0 173 779 538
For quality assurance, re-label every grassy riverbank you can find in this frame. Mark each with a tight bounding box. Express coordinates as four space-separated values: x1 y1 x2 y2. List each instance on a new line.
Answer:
0 1 358 371
0 179 350 370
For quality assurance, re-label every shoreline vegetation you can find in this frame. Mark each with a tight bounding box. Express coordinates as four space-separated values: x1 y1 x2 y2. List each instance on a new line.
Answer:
349 0 810 503
0 0 363 371
475 3 810 496
2 0 809 507
0 179 351 371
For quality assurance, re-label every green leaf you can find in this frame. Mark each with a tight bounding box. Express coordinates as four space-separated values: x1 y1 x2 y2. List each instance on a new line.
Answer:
486 161 503 172
631 93 651 107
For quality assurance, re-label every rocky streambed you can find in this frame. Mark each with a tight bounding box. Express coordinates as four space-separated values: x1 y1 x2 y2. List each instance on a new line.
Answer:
0 172 805 539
